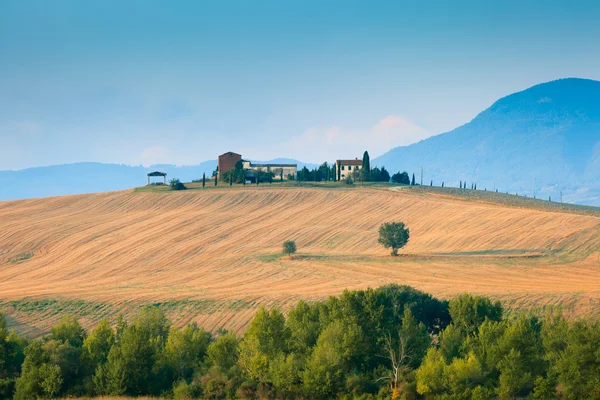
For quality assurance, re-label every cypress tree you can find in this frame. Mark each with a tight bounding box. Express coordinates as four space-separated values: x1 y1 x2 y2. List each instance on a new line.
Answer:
362 151 371 181
460 180 462 189
411 173 416 186
442 182 444 187
430 180 433 186
229 174 232 186
214 175 217 186
202 173 206 188
362 151 371 172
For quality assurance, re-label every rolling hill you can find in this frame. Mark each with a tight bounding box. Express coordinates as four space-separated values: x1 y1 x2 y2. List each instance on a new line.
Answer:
374 78 600 205
0 159 317 201
1 184 599 337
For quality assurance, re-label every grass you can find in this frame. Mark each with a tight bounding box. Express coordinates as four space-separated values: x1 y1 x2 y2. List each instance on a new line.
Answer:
8 253 34 263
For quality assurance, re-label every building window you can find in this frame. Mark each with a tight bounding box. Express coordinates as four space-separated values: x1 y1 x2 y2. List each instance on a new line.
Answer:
341 165 345 170
348 166 352 171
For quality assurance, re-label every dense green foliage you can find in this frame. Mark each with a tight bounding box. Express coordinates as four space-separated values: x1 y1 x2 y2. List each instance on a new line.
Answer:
169 179 186 191
378 222 410 256
391 171 410 185
297 163 334 182
282 240 297 256
1 286 600 399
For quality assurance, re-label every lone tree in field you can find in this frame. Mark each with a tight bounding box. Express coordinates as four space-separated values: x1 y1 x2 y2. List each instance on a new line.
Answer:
378 222 410 256
282 240 297 256
202 173 206 188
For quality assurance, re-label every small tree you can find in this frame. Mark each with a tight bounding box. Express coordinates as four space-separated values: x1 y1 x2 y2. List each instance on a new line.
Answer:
411 174 416 186
214 175 218 186
202 173 206 188
282 240 297 256
378 222 410 256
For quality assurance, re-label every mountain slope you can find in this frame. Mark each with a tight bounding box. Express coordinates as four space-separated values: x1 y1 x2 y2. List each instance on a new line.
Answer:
374 78 600 205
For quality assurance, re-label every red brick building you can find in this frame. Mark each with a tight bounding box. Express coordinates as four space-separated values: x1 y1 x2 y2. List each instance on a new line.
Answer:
218 151 242 181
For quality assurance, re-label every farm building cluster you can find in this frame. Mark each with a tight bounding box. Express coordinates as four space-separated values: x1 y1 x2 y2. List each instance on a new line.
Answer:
218 152 364 183
146 152 366 185
217 152 298 183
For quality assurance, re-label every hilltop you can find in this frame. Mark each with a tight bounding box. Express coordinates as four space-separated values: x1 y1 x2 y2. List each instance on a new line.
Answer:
375 78 600 205
1 184 599 336
0 159 318 201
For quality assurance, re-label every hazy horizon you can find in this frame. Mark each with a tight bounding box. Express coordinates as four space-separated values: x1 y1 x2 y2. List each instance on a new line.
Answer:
2 1 600 170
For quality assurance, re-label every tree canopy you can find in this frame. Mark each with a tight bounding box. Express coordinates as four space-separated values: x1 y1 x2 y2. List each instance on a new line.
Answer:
378 222 410 256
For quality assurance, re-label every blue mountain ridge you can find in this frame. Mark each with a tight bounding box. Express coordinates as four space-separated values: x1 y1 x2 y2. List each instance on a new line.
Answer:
374 78 600 205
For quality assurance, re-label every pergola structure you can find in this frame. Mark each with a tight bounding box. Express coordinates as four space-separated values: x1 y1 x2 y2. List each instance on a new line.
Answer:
147 171 167 185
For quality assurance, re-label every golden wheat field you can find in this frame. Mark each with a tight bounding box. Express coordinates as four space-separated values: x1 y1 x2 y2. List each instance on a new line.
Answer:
1 184 599 336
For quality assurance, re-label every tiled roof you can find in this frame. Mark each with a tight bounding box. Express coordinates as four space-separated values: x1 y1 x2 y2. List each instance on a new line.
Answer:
337 159 362 165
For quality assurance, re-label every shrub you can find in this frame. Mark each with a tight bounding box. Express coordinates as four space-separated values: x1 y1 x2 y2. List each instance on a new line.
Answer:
378 222 410 256
169 179 187 191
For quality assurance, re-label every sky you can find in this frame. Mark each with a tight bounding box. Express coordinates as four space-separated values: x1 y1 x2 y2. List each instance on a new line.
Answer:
2 0 600 170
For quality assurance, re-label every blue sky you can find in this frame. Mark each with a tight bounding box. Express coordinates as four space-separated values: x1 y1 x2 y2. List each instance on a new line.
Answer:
2 0 600 169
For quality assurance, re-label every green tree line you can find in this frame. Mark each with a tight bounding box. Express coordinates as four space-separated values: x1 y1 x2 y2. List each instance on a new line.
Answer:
0 285 598 399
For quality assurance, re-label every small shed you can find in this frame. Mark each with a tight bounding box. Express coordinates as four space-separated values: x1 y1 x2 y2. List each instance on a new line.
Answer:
147 171 167 185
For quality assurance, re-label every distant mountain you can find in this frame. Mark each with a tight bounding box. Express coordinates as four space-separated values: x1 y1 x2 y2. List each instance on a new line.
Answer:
0 158 316 201
374 78 600 205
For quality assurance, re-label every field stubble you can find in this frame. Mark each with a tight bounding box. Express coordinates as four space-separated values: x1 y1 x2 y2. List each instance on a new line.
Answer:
0 185 599 336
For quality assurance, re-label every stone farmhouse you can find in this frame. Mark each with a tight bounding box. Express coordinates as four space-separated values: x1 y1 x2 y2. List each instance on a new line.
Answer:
335 158 363 180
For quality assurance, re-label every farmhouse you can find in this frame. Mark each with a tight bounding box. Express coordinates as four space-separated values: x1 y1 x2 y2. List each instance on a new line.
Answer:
335 158 363 180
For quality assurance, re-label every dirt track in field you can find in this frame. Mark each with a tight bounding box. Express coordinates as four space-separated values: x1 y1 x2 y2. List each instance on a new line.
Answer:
1 185 599 336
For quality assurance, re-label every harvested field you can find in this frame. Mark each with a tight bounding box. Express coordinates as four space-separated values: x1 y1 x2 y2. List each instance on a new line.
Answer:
1 185 599 336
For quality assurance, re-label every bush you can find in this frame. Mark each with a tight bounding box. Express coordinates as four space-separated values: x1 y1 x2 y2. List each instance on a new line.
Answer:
378 222 410 256
169 179 187 191
282 240 297 256
344 176 354 185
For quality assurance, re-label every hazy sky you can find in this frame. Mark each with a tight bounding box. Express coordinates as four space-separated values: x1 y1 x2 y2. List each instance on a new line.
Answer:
2 0 600 169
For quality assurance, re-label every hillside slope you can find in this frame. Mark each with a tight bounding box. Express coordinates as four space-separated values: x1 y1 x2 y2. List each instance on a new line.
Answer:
375 78 600 205
0 186 599 336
